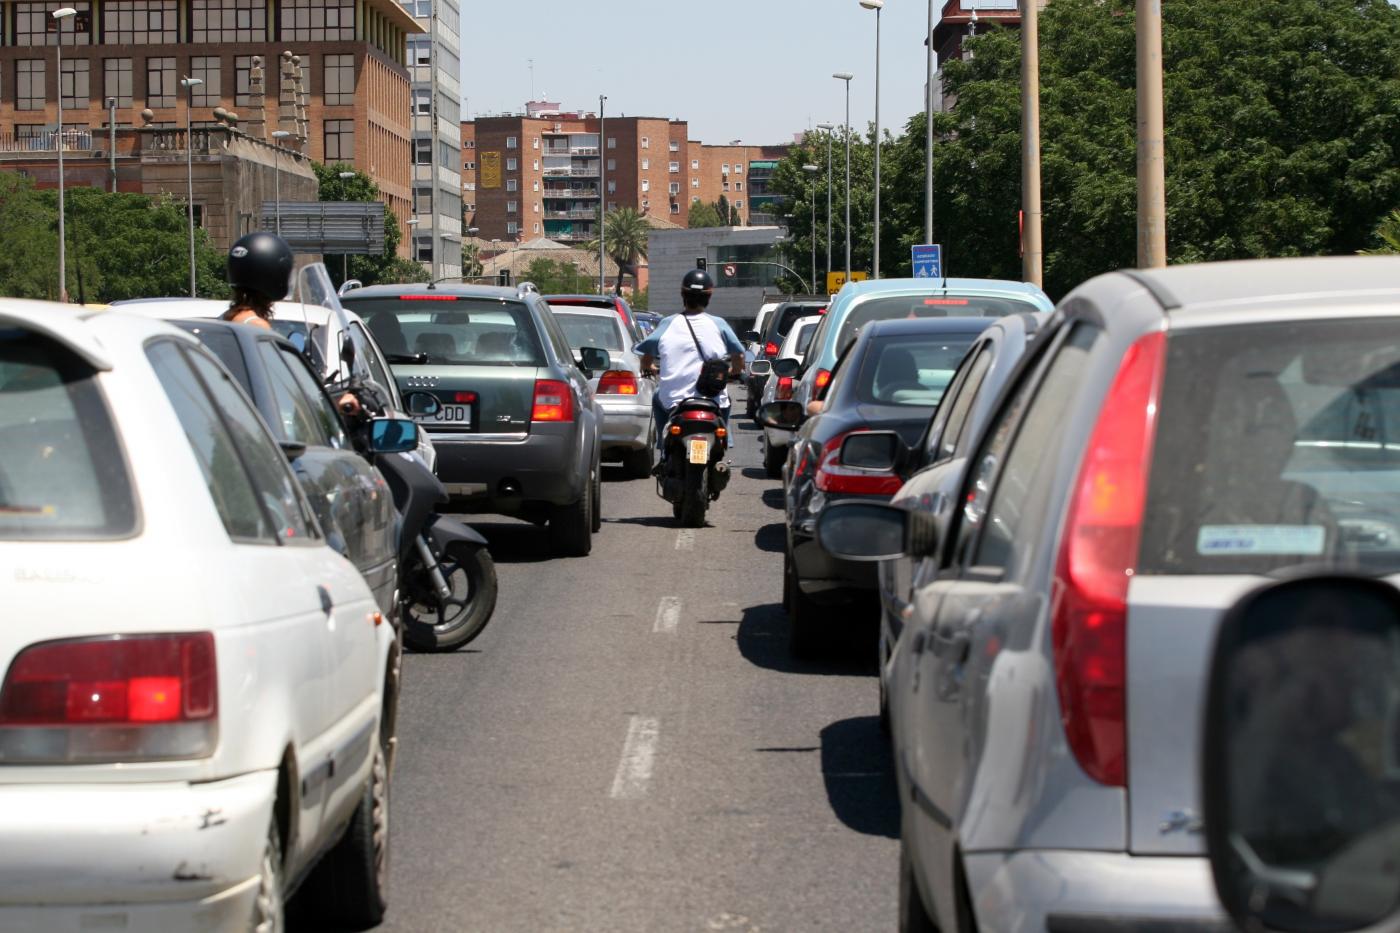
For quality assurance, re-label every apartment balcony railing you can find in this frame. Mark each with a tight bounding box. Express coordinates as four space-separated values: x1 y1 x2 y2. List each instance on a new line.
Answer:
568 167 599 177
542 187 599 198
570 146 599 155
544 209 596 219
544 230 593 243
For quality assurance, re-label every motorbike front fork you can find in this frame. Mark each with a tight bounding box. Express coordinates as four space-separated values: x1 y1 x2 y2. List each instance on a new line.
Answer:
414 534 454 600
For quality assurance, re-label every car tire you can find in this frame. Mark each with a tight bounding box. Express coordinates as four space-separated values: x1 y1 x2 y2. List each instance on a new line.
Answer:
304 731 391 930
763 439 784 479
622 444 653 479
786 554 823 659
899 835 940 933
549 490 593 557
251 812 285 933
590 465 602 534
402 542 498 653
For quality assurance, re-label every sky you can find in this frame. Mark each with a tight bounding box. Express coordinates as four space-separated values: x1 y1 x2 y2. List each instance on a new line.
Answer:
458 0 939 145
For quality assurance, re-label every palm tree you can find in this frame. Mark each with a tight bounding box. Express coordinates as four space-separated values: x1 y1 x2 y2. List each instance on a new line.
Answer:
1362 209 1400 255
587 206 650 295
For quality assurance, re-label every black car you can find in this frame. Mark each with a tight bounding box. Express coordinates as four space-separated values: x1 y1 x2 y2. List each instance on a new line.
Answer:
745 299 826 417
173 319 399 618
761 316 994 656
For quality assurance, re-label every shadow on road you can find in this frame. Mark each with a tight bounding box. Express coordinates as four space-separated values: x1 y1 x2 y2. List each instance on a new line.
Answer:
470 521 554 564
754 522 785 554
741 466 773 482
602 514 677 529
760 488 784 510
600 465 642 484
820 716 899 839
734 602 879 677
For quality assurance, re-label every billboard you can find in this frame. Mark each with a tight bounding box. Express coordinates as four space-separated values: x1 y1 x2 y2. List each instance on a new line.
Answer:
480 151 502 189
259 202 385 254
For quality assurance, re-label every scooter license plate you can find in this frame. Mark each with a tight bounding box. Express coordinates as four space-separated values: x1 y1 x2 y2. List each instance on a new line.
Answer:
687 438 710 464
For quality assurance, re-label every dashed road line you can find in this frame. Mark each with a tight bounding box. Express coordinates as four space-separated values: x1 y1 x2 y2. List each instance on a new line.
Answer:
609 715 660 800
653 596 682 634
675 529 696 550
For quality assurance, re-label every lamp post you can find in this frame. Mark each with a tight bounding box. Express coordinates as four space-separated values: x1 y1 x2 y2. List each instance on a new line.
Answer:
816 123 833 291
802 164 819 294
598 94 607 295
859 0 883 279
833 72 853 282
925 0 936 245
337 170 355 281
106 96 117 193
271 129 291 235
180 76 203 297
53 7 76 302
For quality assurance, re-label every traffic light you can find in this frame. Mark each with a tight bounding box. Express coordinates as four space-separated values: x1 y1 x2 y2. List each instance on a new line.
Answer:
497 269 512 286
696 257 707 271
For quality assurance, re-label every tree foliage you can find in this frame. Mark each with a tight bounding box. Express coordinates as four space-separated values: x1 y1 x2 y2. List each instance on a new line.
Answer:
313 161 427 288
688 201 725 228
516 257 592 294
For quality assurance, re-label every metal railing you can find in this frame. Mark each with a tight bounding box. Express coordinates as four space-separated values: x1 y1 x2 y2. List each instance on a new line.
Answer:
544 209 596 219
0 129 94 153
542 187 599 198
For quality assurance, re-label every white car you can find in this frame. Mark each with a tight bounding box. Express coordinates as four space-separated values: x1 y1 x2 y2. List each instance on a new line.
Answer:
757 314 822 477
0 301 398 931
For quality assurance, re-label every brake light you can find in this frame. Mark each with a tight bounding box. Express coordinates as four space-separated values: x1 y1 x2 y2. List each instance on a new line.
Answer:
813 431 903 495
0 633 218 762
776 376 794 400
681 409 717 421
453 391 478 403
814 368 832 392
1051 330 1165 788
397 294 459 301
531 379 574 422
598 370 639 395
764 342 780 358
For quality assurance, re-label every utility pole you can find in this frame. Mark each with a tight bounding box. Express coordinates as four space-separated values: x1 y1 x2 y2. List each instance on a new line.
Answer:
1020 0 1043 287
427 0 440 283
107 97 117 192
1136 0 1167 267
925 0 936 244
598 95 607 295
816 123 834 291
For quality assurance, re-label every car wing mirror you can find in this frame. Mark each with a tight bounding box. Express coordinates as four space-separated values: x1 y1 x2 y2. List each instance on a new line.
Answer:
840 430 908 474
1203 574 1400 933
403 391 441 418
757 400 804 431
579 346 611 374
772 357 801 378
278 440 307 462
749 359 773 377
367 417 419 454
814 501 924 561
742 329 761 343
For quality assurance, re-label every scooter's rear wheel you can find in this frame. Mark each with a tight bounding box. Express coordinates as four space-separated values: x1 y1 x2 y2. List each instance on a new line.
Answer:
679 463 709 528
402 543 498 652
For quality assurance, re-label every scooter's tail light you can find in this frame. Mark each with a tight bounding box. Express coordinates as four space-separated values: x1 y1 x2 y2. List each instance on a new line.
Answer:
0 633 218 763
681 410 718 422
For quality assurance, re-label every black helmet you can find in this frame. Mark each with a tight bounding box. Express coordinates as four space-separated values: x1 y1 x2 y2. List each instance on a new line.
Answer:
227 232 294 301
682 268 714 308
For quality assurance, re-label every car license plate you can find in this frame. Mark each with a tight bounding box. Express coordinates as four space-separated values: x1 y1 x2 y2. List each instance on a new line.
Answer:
416 404 472 427
688 438 709 464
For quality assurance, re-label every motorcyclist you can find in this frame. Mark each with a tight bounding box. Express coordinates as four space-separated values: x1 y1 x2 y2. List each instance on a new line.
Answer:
634 268 745 457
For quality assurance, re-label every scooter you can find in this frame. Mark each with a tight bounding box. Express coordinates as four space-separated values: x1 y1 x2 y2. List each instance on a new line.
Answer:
657 396 732 528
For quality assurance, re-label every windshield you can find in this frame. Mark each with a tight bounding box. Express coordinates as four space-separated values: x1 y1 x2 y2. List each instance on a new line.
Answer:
554 313 624 352
836 294 1031 351
0 330 137 540
341 297 545 366
855 333 978 407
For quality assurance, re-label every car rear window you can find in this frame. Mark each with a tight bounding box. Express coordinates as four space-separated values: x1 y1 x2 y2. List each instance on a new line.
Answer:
1142 318 1400 575
790 322 818 357
341 297 544 366
770 305 824 340
836 295 1032 351
554 312 624 351
855 333 978 407
0 329 138 540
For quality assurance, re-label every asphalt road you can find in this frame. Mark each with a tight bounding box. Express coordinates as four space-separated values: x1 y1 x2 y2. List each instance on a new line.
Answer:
356 392 899 932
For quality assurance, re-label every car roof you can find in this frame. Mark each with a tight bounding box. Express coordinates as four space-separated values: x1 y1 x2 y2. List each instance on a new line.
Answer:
862 316 1000 338
345 283 525 302
549 304 620 318
832 276 1054 311
544 294 621 304
1112 256 1400 314
0 299 195 369
112 297 354 327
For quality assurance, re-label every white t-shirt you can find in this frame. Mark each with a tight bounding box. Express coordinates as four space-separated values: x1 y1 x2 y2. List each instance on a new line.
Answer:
634 312 744 410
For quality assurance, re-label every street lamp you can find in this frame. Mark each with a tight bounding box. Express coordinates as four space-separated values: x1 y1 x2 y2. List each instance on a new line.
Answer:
53 7 76 302
180 76 203 297
271 129 291 235
925 0 936 246
816 123 834 291
860 0 884 279
802 164 819 295
599 94 608 295
337 170 355 280
833 72 853 282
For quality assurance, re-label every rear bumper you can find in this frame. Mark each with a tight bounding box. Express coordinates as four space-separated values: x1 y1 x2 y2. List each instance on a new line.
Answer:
962 850 1231 933
431 427 584 509
596 400 651 451
790 529 877 599
0 770 277 932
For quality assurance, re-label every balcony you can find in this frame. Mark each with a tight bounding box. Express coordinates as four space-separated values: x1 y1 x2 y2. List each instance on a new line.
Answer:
570 146 599 155
0 128 94 153
568 167 599 177
544 209 596 219
542 186 599 198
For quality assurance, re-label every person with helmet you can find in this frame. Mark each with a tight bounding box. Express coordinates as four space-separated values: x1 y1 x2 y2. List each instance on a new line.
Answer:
222 231 295 328
633 268 746 453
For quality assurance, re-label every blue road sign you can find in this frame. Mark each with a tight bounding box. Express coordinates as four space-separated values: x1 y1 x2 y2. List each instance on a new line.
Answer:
912 243 943 279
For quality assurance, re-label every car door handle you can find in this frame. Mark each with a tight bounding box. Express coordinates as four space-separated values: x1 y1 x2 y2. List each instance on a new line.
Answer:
318 585 334 616
930 628 970 662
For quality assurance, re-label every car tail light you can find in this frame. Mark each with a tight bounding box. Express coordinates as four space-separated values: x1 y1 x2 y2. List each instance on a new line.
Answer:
397 294 458 301
814 368 833 393
453 391 478 404
775 376 795 400
813 431 903 495
764 342 780 358
1051 331 1166 788
0 633 218 763
532 379 574 422
598 370 639 395
681 409 717 422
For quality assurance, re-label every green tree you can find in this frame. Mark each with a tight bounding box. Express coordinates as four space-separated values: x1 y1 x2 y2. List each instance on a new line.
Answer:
313 161 426 287
769 126 877 283
516 257 590 293
1363 209 1400 254
462 241 483 277
630 286 649 310
688 201 725 228
587 206 650 294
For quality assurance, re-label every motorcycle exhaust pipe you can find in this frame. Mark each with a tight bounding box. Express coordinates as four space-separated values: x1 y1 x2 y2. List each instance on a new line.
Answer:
711 459 731 493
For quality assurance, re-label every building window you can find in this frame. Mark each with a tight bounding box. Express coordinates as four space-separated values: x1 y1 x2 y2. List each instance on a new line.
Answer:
691 178 699 188
722 163 729 174
641 180 650 193
532 137 539 149
325 119 353 161
533 202 540 213
234 55 260 107
192 0 267 43
506 201 517 213
533 223 539 233
103 0 176 43
409 36 430 66
641 136 649 149
641 159 649 170
722 181 729 191
669 140 679 152
190 56 220 106
641 199 649 211
15 2 91 45
506 157 517 171
532 160 539 171
506 222 518 235
414 187 431 214
412 88 431 115
146 56 175 108
60 58 89 109
506 179 518 192
324 54 354 106
607 137 616 149
281 0 353 41
607 158 615 171
668 182 680 195
532 181 538 191
691 196 700 204
414 138 431 164
103 58 132 108
607 181 616 194
416 241 432 262
734 164 744 175
506 136 517 149
16 60 45 111
670 203 680 214
669 162 679 173
691 159 699 170
734 200 744 210
735 181 743 191
463 161 476 170
465 139 475 149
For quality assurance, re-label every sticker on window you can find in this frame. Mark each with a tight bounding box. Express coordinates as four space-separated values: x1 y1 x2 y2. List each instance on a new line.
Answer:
1196 525 1326 556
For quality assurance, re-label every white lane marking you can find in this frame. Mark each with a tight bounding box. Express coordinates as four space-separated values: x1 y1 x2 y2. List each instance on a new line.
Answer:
609 716 660 799
675 529 696 551
653 596 682 634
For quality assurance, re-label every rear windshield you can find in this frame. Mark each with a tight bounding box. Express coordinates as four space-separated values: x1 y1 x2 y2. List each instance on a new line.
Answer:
341 297 544 366
836 294 1031 352
1142 318 1400 575
554 313 624 351
173 322 250 392
0 329 137 539
790 322 818 357
855 333 978 407
770 305 824 340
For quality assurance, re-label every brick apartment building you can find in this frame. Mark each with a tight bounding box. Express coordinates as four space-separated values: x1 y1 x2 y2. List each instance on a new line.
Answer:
0 0 422 245
931 0 1023 110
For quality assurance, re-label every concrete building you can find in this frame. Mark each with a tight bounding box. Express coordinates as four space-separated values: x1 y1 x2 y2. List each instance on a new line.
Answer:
460 117 475 234
648 225 787 323
685 143 791 227
931 0 1024 110
0 0 422 241
404 0 461 279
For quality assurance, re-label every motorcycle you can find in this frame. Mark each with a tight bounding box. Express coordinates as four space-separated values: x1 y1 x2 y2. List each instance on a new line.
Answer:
656 396 732 528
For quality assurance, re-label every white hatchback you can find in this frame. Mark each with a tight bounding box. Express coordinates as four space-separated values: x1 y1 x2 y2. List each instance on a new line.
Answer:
0 301 397 931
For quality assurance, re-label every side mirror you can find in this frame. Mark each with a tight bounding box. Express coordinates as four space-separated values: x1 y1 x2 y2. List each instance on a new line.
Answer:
579 346 611 373
367 417 419 454
772 357 801 378
757 400 804 431
815 501 911 561
841 430 907 473
404 391 441 417
339 332 356 377
742 330 761 343
749 359 773 377
1204 575 1400 933
278 440 307 461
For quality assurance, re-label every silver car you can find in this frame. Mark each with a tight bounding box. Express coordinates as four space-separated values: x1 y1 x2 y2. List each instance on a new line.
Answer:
818 256 1400 932
757 314 822 477
552 305 657 478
